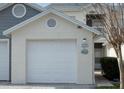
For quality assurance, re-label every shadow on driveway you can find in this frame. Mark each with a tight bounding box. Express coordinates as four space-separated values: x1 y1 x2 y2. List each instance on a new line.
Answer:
95 70 113 87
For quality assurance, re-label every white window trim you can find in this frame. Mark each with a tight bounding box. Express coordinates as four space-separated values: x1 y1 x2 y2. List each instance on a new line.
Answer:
12 4 26 18
45 17 58 29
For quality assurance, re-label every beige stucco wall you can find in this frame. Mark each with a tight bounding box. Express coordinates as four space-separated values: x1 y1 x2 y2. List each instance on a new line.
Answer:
11 13 95 84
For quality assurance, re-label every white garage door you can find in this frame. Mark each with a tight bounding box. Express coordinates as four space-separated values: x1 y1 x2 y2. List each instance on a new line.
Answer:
27 40 77 83
0 40 9 80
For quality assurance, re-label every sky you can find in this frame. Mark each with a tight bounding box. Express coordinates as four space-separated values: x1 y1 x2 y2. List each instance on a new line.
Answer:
38 3 50 7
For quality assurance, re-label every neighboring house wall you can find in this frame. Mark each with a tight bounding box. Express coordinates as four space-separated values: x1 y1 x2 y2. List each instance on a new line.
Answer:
10 13 95 84
48 4 94 23
64 11 86 22
0 4 40 36
63 8 94 23
106 45 124 60
48 4 110 26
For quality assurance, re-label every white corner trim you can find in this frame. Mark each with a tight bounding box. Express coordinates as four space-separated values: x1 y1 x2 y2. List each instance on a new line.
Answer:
3 8 100 35
12 4 26 18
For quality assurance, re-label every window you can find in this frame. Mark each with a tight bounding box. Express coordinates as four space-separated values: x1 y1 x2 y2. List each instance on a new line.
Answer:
86 14 103 27
47 19 56 27
86 17 92 27
12 4 26 18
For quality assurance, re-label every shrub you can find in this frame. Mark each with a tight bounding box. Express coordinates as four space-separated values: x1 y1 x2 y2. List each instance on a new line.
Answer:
100 57 119 81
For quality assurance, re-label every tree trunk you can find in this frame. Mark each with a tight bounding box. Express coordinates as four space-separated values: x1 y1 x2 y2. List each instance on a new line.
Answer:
117 46 124 89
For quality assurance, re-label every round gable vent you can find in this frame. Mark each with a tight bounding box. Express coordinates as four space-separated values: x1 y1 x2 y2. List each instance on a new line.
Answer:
47 19 56 27
12 4 26 18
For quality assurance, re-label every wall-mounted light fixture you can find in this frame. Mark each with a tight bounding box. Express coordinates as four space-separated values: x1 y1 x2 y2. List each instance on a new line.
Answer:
81 38 89 54
82 38 87 43
81 38 88 48
77 26 82 29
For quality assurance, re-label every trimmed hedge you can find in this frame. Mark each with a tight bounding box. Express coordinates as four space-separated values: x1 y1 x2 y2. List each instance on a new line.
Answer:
100 57 119 81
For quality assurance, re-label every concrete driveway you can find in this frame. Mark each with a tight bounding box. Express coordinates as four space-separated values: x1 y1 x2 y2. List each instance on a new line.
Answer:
0 82 95 89
0 71 113 89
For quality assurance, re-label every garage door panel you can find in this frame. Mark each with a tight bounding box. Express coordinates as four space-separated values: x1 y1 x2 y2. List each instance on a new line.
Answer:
27 40 77 83
0 41 9 80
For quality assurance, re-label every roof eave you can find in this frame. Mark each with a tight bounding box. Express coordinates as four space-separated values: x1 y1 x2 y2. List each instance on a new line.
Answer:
3 8 100 35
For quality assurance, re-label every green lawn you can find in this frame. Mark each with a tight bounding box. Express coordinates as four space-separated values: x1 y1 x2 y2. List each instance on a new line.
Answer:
96 83 120 89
